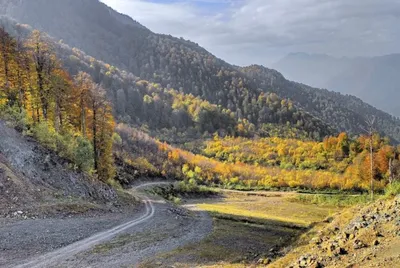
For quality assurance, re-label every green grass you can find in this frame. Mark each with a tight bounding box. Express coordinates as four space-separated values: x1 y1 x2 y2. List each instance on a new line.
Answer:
197 192 337 228
385 182 400 198
289 193 371 207
198 203 310 227
147 181 218 203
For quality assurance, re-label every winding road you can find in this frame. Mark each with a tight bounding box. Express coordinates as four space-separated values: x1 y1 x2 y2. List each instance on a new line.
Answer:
12 182 212 268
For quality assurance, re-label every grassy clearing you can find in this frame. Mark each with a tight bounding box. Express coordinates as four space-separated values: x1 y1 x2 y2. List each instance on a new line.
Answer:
139 191 338 267
197 192 338 228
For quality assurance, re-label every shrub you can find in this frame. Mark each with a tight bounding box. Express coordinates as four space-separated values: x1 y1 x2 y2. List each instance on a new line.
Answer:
32 122 58 150
106 178 123 190
385 182 400 198
131 157 158 174
74 137 94 172
0 105 29 132
55 132 76 160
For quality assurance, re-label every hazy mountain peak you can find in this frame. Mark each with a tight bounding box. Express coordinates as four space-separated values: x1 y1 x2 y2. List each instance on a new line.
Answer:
274 52 400 117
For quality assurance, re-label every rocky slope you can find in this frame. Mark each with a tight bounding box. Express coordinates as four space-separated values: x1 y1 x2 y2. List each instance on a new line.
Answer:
270 196 400 267
0 120 133 218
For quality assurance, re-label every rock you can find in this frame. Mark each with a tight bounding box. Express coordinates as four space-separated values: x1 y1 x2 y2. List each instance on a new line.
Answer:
310 262 323 268
375 232 384 238
295 255 322 268
338 247 348 255
263 258 272 265
353 240 365 250
372 240 380 246
311 236 322 245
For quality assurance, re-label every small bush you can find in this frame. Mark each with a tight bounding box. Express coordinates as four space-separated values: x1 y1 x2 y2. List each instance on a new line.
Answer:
32 122 58 150
172 197 182 205
74 137 94 172
0 105 29 132
131 157 158 174
106 178 123 190
149 181 217 202
385 182 400 198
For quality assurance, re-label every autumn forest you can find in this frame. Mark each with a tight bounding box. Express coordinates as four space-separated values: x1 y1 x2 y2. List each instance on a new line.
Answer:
1 23 399 194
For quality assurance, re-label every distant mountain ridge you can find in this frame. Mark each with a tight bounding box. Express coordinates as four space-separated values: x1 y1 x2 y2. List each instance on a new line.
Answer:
1 0 400 142
274 52 400 117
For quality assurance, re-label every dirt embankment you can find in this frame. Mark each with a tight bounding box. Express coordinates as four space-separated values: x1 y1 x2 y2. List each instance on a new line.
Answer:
0 120 134 218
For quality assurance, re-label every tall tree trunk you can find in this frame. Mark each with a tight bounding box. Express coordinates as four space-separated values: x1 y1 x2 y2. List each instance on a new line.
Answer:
36 107 40 123
37 71 48 120
369 135 374 200
2 47 9 94
17 68 23 111
92 104 98 171
55 98 61 132
389 158 394 184
80 93 86 136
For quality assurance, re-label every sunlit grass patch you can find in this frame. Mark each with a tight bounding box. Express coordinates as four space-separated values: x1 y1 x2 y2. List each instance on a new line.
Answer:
198 203 309 227
288 193 371 207
196 193 337 228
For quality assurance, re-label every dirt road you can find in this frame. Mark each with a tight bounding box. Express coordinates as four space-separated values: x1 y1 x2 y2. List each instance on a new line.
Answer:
4 182 212 268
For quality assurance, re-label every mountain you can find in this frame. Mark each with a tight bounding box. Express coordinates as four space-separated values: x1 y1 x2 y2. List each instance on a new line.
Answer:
274 53 400 117
1 0 400 142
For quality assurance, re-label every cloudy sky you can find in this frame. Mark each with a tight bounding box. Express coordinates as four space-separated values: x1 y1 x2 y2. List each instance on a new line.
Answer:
101 0 400 66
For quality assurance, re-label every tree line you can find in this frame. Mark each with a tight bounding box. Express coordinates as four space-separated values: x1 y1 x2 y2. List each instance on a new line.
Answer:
115 123 399 193
0 27 115 182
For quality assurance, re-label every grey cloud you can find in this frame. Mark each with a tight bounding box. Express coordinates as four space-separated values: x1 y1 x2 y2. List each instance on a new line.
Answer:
101 0 400 65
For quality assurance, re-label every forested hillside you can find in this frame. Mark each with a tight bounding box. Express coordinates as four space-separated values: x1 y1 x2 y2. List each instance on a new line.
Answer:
114 123 399 192
0 25 115 182
0 23 399 195
1 0 400 142
0 16 331 142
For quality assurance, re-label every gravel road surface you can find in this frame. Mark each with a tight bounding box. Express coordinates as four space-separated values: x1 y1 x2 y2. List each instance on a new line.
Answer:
1 182 212 268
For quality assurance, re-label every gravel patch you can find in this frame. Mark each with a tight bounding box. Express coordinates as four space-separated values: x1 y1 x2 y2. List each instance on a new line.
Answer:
0 209 142 268
1 184 212 268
